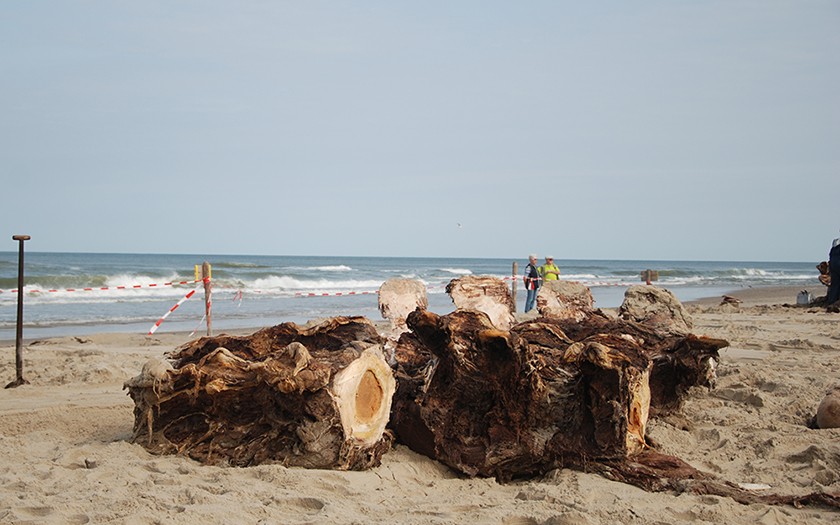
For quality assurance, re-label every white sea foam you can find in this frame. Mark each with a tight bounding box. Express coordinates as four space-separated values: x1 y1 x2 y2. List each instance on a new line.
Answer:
310 265 354 272
215 262 267 268
563 273 599 280
252 275 383 291
739 268 770 277
440 268 473 275
104 273 187 287
0 271 197 307
285 265 354 272
9 286 196 305
727 268 808 281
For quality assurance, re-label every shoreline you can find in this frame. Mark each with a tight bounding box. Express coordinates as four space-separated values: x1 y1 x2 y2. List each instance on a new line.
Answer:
0 283 829 345
684 283 829 307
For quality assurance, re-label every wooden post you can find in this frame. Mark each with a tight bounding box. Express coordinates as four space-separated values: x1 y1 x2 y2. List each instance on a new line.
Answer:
7 235 31 388
202 262 212 336
511 261 518 312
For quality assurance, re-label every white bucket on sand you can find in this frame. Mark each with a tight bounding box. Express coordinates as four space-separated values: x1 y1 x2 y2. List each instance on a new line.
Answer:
797 290 812 306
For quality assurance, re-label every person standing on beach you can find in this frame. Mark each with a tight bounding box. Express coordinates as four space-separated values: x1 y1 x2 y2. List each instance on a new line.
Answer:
828 234 840 306
539 256 561 283
523 254 541 312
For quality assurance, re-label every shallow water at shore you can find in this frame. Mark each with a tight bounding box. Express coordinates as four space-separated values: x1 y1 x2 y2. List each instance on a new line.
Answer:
0 252 821 340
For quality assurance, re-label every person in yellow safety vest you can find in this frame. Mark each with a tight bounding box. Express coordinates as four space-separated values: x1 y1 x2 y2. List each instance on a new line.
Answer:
539 256 560 282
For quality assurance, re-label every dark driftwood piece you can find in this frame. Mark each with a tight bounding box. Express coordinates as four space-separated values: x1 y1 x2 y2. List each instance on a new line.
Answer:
391 308 652 480
391 306 840 509
124 317 395 470
521 312 726 415
391 307 726 480
391 309 727 472
593 451 840 509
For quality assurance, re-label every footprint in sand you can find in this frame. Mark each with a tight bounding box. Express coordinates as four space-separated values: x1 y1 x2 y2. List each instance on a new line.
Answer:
788 444 840 469
713 386 765 407
14 506 54 519
142 461 168 474
271 496 326 515
501 517 540 525
542 512 596 525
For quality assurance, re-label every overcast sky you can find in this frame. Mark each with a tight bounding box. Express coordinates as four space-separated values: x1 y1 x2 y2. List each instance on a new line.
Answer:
2 1 838 262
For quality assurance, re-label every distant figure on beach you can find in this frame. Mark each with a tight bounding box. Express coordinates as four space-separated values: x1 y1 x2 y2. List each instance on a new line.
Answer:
828 234 840 306
523 254 541 312
539 256 560 282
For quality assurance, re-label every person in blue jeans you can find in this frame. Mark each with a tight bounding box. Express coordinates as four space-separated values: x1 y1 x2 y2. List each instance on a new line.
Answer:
828 235 840 306
523 254 541 312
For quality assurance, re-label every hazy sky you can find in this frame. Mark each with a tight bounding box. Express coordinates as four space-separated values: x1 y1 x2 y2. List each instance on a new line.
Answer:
2 1 838 261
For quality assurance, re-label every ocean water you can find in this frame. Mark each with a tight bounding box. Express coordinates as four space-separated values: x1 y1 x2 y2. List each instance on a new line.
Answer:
0 252 822 340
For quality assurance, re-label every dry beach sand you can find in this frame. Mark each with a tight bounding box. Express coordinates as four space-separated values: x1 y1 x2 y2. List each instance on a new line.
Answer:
1 285 838 524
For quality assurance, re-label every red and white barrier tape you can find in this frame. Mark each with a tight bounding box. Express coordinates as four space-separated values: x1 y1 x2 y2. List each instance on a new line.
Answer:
293 290 379 297
0 279 200 295
243 279 634 299
148 285 201 336
503 276 633 287
2 277 632 298
189 313 208 338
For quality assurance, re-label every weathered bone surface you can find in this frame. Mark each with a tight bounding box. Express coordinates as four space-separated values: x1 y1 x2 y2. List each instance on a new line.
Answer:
536 280 595 321
124 317 395 470
445 276 515 330
378 278 427 335
619 285 694 335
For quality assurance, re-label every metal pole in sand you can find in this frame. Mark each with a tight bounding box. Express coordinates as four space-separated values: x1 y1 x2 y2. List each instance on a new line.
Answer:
511 261 518 312
7 235 31 388
202 261 212 336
